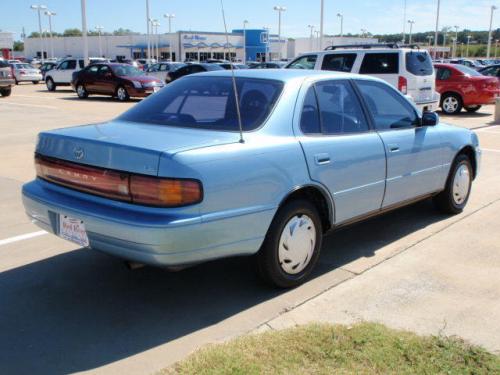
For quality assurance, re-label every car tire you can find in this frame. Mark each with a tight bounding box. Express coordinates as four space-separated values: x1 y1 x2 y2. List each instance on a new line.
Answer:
32 81 39 84
46 77 56 92
14 78 18 85
115 86 129 102
76 83 88 99
465 105 481 113
0 87 12 97
257 199 323 288
433 154 472 215
441 93 463 115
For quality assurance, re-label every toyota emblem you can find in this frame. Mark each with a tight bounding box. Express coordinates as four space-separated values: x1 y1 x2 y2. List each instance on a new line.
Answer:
73 147 85 160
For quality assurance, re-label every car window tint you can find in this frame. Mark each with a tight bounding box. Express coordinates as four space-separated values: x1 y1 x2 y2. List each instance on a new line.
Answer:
160 64 168 71
0 61 8 68
79 60 84 69
119 76 284 131
59 61 68 70
360 53 399 74
87 65 99 74
315 80 369 134
356 80 418 130
300 87 321 134
287 55 317 69
321 54 356 72
405 52 433 76
481 66 500 77
98 65 110 75
65 60 76 70
436 68 452 80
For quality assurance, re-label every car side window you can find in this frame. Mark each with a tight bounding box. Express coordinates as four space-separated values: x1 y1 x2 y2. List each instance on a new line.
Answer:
315 80 369 134
65 60 76 70
287 55 317 70
300 87 321 134
321 54 356 72
58 61 69 70
98 65 111 75
355 80 418 130
191 65 204 73
360 53 399 74
436 68 452 80
79 60 84 69
87 65 99 74
482 66 499 77
160 64 168 71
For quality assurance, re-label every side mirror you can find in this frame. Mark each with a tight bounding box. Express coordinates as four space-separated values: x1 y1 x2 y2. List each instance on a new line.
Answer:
421 111 439 126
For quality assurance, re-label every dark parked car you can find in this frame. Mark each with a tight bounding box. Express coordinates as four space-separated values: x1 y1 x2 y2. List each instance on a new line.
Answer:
71 63 164 101
249 62 286 69
166 63 224 83
0 60 15 96
479 64 500 80
218 63 249 70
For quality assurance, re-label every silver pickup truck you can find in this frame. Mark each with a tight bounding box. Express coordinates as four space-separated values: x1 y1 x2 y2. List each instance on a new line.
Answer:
0 60 15 96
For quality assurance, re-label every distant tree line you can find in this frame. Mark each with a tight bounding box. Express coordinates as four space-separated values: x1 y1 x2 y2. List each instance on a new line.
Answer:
27 28 140 38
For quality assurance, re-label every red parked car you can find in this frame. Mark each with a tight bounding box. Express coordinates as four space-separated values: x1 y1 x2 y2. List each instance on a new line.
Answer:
70 63 164 101
434 63 499 114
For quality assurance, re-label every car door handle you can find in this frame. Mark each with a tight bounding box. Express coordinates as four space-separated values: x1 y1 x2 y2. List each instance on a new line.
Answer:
388 144 400 153
314 153 331 165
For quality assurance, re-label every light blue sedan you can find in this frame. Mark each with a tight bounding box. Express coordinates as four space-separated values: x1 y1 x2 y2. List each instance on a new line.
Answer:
22 70 480 288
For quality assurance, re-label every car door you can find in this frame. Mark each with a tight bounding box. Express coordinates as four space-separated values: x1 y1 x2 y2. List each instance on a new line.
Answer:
52 60 69 82
354 79 447 207
297 79 387 224
95 65 115 94
82 64 99 92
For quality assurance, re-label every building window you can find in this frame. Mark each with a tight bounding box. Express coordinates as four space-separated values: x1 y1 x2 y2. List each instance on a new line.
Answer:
225 52 236 61
213 52 225 60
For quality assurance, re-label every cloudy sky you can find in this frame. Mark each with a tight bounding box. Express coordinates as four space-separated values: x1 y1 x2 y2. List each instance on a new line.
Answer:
3 0 498 39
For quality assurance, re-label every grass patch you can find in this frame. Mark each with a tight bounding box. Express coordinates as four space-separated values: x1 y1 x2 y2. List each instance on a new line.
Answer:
162 323 500 375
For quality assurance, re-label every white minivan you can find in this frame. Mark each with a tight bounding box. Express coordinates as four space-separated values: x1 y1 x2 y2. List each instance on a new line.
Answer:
286 44 440 112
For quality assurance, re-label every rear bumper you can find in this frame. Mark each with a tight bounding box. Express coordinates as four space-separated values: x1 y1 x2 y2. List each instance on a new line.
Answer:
414 92 440 112
17 74 43 82
22 179 272 267
0 78 15 87
464 90 500 106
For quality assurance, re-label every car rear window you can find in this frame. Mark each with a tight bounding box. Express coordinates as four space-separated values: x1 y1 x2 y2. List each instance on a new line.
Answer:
405 52 433 76
119 76 284 131
360 53 399 74
286 55 318 70
321 54 356 72
0 61 8 68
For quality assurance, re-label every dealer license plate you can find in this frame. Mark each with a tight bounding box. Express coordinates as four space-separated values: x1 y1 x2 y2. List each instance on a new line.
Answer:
59 215 90 247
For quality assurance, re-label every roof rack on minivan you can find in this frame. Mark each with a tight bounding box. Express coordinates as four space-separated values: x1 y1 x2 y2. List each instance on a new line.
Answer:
323 43 420 51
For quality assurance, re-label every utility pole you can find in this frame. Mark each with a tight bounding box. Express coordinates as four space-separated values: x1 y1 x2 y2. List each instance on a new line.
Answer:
466 35 472 57
30 4 47 60
433 0 441 59
487 5 497 58
402 0 407 43
146 0 150 60
273 6 286 60
164 13 175 61
95 25 104 57
44 10 56 59
337 13 343 39
243 20 248 63
408 20 415 44
319 0 324 50
80 0 88 66
308 25 315 51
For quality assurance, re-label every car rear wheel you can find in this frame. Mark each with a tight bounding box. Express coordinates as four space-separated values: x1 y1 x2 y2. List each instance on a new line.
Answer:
465 105 481 113
441 93 463 115
433 154 472 214
116 86 129 102
257 199 322 288
46 77 56 92
76 83 88 99
0 87 12 97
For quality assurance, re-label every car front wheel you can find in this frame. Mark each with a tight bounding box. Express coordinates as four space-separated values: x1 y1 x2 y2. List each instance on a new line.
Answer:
46 77 56 91
441 93 463 115
433 154 472 214
257 199 322 288
116 86 129 102
76 83 88 99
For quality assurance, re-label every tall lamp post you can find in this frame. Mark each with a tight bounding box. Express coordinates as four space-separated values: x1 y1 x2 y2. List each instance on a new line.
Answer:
80 0 88 66
243 20 249 63
150 19 160 60
95 25 104 57
427 35 434 47
145 0 151 60
164 13 175 61
30 4 47 60
337 13 343 39
408 20 415 44
487 5 497 58
433 0 441 59
307 25 315 51
315 30 320 50
466 35 472 57
402 0 407 43
453 25 459 58
273 6 286 61
319 0 324 50
44 10 56 59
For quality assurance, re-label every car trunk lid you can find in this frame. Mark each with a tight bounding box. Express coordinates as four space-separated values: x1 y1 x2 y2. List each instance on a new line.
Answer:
36 120 240 176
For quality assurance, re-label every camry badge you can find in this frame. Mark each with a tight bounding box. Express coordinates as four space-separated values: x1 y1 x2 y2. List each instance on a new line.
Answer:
73 147 85 160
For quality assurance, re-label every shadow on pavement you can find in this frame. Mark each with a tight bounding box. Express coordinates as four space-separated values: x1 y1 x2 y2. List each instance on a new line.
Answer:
0 199 447 374
59 96 141 103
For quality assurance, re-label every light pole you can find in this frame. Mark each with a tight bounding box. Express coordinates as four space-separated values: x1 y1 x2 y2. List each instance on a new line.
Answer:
427 35 433 47
30 4 47 60
315 30 320 50
319 0 324 50
307 25 315 51
496 39 499 58
263 26 270 62
80 0 88 66
453 25 459 58
150 19 159 60
243 20 248 63
164 13 175 61
487 5 497 58
273 6 286 61
337 13 343 39
442 27 449 48
408 20 415 44
146 0 151 60
361 28 367 38
44 10 56 59
466 35 472 57
433 0 441 59
402 0 407 43
95 25 104 57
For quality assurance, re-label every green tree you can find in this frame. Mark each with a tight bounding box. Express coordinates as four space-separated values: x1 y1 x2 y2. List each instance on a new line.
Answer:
63 28 82 37
13 41 24 51
113 28 140 36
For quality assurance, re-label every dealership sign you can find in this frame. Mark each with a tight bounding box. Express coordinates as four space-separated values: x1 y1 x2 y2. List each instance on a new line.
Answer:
0 32 14 49
183 34 208 41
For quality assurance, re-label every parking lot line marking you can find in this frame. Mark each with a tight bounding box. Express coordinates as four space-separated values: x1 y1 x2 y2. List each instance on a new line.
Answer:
0 231 47 247
482 148 500 153
0 102 57 109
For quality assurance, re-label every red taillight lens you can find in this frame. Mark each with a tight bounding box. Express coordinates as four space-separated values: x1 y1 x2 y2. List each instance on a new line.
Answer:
35 156 130 201
35 155 203 207
130 175 202 207
398 76 408 94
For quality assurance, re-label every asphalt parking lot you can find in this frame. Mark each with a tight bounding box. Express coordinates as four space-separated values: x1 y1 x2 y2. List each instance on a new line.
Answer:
1 84 499 374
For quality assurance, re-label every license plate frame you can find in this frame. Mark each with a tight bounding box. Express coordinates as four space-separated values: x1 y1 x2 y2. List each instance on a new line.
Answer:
59 215 90 247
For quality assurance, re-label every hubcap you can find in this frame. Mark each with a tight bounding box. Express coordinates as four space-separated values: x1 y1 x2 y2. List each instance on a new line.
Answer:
47 80 53 89
443 97 459 113
117 88 126 100
278 214 316 275
452 164 471 205
77 85 85 97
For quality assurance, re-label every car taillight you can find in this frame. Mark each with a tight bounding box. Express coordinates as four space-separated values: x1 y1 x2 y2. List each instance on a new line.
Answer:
130 175 202 207
35 155 202 207
398 76 408 94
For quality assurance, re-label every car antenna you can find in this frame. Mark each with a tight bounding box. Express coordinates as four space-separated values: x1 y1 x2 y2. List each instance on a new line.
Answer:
220 0 244 143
